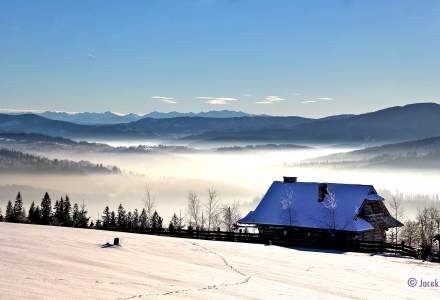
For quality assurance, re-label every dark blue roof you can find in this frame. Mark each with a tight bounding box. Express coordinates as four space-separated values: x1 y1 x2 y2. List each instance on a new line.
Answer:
239 181 383 232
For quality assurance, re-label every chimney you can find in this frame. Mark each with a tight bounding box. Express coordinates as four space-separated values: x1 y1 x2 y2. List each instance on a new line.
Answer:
283 176 297 183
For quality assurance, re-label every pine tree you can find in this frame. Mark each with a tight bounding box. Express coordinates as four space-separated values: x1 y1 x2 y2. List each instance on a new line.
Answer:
53 197 66 225
170 213 181 231
110 211 116 227
53 199 60 225
117 204 127 229
5 200 14 222
126 211 133 229
0 208 3 222
28 201 36 223
132 208 139 229
40 192 52 225
33 206 41 224
151 211 163 231
139 208 148 229
77 203 89 228
102 206 111 228
72 203 79 227
13 192 25 223
63 195 72 226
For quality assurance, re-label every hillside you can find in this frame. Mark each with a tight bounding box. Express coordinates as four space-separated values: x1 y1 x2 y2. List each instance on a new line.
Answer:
0 148 120 174
1 223 439 300
302 136 440 169
187 103 440 143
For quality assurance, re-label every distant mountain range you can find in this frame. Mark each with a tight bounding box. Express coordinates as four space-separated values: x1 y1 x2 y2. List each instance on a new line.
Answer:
1 103 440 143
35 110 252 124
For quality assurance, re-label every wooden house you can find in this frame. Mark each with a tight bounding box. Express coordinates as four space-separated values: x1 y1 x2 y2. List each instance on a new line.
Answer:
239 177 402 242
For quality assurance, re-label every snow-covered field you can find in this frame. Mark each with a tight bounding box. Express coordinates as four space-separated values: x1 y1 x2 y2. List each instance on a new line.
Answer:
1 223 439 300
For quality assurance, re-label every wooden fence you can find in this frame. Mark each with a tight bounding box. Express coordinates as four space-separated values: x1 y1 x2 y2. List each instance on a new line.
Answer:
97 227 439 262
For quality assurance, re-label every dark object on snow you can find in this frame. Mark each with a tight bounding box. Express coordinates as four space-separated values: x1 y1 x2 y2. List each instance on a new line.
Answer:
113 238 119 246
101 242 113 248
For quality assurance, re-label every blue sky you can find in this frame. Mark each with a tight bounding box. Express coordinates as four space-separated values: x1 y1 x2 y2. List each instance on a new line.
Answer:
0 0 439 117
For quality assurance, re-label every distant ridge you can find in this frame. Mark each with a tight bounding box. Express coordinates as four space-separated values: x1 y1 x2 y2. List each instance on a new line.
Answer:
33 110 252 124
1 103 440 143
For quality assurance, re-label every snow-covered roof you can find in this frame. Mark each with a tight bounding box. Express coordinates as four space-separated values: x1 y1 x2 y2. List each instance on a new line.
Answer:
239 181 385 232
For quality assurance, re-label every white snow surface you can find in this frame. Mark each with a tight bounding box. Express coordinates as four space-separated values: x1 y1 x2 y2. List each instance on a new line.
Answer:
1 223 439 300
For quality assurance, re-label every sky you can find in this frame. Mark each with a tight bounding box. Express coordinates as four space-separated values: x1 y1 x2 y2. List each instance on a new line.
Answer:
0 0 439 117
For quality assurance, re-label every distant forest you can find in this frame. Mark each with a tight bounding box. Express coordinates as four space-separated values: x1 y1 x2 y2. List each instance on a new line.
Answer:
0 148 121 174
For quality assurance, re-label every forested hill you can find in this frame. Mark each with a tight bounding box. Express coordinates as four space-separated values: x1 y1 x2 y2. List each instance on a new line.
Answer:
0 148 121 174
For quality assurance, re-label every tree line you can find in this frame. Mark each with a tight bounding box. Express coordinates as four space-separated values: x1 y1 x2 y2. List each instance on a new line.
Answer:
0 188 242 233
0 192 89 227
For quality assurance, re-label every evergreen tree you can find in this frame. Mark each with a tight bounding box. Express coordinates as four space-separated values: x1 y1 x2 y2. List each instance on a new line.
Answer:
126 211 133 229
151 211 163 231
5 200 14 222
63 195 72 226
33 206 41 224
77 203 89 228
117 204 127 229
168 221 175 232
102 206 111 228
139 208 148 229
13 192 25 223
89 220 94 228
95 219 102 228
132 208 139 229
170 213 181 231
54 197 67 225
110 211 116 227
0 208 3 222
28 201 36 223
40 192 52 225
72 203 79 227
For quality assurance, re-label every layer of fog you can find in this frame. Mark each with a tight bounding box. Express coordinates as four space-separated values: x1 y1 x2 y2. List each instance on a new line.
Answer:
1 140 439 222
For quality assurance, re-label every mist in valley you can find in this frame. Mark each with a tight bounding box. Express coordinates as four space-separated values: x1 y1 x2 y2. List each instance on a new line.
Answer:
1 139 439 223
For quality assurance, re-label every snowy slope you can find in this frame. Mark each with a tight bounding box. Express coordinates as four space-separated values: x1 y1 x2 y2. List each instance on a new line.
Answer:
1 223 439 300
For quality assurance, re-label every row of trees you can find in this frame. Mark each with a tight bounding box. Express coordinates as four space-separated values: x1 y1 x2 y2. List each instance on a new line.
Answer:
0 192 90 227
0 188 242 233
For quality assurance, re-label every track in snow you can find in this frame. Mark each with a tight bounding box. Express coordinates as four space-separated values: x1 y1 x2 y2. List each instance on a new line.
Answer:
118 241 251 299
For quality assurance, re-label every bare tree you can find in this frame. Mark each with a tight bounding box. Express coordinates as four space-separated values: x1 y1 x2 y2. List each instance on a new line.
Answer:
280 189 295 225
400 220 419 247
187 191 201 227
221 201 241 232
144 185 156 220
143 185 156 226
205 188 221 231
417 207 437 253
323 188 337 233
388 196 405 246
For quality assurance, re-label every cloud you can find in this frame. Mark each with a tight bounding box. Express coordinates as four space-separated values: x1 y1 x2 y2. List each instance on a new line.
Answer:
256 95 286 104
0 108 45 113
301 100 318 104
316 97 334 101
197 96 238 105
151 96 177 104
